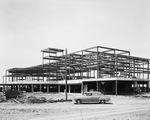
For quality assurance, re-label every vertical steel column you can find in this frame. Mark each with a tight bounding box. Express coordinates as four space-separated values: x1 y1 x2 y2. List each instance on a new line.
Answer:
128 52 131 78
147 81 149 94
74 69 75 80
87 69 89 78
12 73 14 82
81 50 83 79
115 80 118 96
69 56 71 80
133 59 135 77
96 81 99 91
116 55 118 77
143 62 144 79
9 73 11 82
148 60 150 94
97 47 100 78
40 84 42 92
56 53 58 81
58 85 60 93
47 85 49 93
148 60 149 79
2 76 4 84
5 70 7 84
81 82 84 94
137 64 138 78
16 75 18 82
113 50 116 77
49 49 51 81
31 84 34 92
18 85 20 91
3 85 5 92
26 76 28 82
69 85 71 93
42 52 44 81
114 50 118 77
93 70 95 78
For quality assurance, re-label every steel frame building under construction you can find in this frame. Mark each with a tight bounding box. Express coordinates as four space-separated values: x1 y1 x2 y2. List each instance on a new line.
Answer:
1 46 150 95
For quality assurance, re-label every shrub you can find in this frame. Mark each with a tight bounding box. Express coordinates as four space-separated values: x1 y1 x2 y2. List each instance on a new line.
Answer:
5 90 20 100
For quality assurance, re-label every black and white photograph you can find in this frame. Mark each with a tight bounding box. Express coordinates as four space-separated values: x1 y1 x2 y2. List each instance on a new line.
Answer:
0 0 150 120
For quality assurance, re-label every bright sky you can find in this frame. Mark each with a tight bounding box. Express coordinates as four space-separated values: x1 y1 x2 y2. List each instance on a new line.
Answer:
0 0 150 82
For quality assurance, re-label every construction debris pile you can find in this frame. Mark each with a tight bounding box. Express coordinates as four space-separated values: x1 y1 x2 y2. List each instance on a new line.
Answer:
0 92 6 102
0 90 72 104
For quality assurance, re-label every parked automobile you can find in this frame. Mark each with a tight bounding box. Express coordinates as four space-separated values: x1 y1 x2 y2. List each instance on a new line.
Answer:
28 96 47 103
73 91 111 104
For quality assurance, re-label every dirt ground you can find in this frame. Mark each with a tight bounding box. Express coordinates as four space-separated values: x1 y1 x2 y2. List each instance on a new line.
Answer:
0 92 150 120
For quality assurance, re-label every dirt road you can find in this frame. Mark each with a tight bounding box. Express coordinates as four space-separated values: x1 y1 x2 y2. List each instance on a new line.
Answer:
0 94 150 120
28 100 150 120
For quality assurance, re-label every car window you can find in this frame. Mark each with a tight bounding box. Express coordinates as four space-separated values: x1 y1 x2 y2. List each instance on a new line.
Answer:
93 92 102 96
85 93 92 96
93 93 98 96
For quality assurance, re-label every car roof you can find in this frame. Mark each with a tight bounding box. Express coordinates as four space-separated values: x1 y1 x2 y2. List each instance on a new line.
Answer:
85 91 102 94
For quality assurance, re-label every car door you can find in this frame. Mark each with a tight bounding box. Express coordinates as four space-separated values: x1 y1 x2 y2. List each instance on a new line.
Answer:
92 93 100 103
82 93 93 103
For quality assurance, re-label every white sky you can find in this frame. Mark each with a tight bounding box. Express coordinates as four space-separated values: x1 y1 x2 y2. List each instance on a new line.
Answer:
0 0 150 82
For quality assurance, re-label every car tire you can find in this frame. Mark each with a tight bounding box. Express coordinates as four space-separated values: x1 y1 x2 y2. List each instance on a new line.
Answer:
76 99 82 104
100 100 105 104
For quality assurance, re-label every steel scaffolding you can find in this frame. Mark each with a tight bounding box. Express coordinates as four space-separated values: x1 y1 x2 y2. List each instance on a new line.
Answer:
3 46 150 83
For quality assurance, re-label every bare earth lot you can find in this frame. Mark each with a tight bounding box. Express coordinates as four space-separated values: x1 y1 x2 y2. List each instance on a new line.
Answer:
0 93 150 120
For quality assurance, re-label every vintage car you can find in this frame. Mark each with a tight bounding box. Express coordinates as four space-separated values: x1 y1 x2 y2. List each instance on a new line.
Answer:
28 96 47 103
73 91 111 104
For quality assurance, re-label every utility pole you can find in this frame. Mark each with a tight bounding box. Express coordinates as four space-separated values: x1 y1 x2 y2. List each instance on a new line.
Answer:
65 49 68 100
